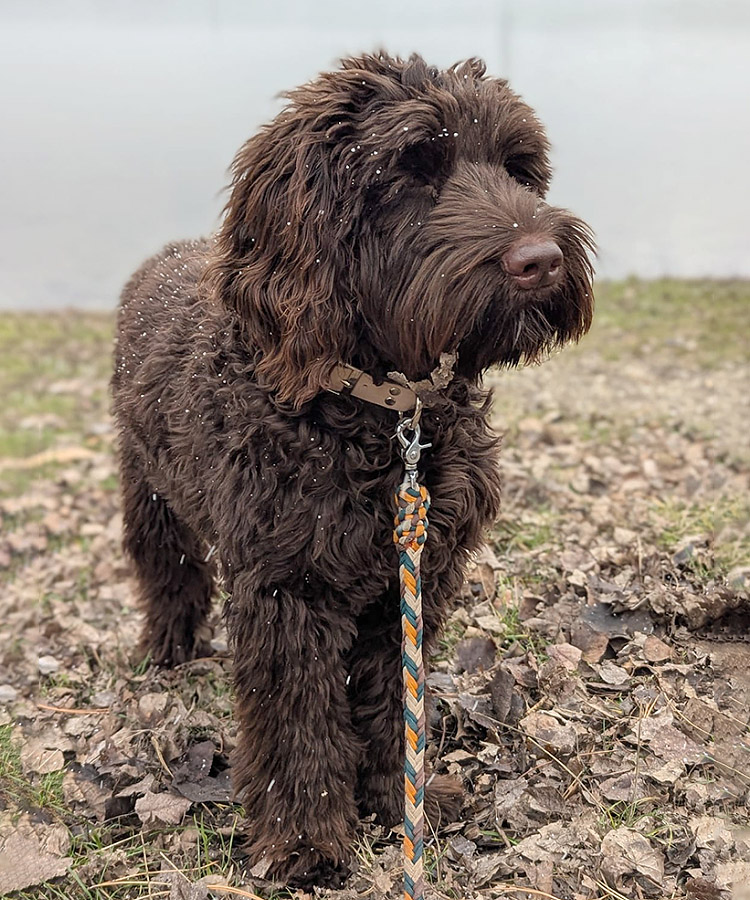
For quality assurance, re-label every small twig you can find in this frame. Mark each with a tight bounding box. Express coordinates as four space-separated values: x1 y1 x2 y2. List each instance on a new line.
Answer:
204 886 267 900
435 712 449 759
593 879 634 900
636 533 644 579
492 885 568 900
143 832 153 900
37 703 110 715
578 695 625 723
632 698 645 810
150 733 174 779
174 654 229 670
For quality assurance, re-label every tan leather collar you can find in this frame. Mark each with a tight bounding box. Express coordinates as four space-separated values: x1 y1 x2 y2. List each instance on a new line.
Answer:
325 364 418 412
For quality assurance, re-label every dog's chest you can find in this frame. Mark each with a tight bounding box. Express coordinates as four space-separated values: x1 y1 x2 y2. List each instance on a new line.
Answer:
221 400 480 601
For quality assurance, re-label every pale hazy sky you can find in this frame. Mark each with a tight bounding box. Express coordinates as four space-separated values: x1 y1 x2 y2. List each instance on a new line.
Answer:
1 0 749 307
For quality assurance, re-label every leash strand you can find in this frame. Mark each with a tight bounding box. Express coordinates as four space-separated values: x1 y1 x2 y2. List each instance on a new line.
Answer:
394 481 430 900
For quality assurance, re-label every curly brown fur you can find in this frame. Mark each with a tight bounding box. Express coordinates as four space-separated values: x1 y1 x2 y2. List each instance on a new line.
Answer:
112 51 594 886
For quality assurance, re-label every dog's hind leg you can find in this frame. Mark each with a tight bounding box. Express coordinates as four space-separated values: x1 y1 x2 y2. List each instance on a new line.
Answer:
119 452 214 667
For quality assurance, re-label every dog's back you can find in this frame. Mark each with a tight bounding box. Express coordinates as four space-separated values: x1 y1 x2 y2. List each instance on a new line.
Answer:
113 238 211 396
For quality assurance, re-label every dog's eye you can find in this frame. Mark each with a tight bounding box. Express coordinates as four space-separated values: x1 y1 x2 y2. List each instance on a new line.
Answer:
399 141 448 186
505 155 542 189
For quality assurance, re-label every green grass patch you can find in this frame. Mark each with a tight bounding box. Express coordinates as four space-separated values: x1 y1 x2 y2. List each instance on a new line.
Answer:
493 508 562 556
0 424 67 459
11 813 252 900
0 461 73 498
494 600 550 658
0 311 113 463
651 494 750 577
0 312 113 381
585 279 750 367
0 723 67 816
431 618 466 664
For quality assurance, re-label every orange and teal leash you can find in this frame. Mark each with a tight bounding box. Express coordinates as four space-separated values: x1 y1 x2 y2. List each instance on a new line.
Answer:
393 403 431 900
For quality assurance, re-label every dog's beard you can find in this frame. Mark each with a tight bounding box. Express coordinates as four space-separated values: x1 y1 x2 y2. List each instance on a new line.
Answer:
457 224 595 374
384 214 594 380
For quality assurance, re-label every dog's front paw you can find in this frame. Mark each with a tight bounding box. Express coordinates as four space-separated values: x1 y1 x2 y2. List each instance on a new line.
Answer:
357 770 402 827
137 622 214 668
249 838 349 889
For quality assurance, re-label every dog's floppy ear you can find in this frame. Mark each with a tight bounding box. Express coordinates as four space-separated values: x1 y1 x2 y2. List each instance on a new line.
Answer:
205 109 357 409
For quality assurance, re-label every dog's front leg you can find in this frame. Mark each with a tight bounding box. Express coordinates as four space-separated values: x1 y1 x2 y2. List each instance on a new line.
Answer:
226 576 362 887
348 596 404 825
349 591 464 830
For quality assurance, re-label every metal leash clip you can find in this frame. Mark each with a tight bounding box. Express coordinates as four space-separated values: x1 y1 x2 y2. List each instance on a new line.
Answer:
395 398 431 488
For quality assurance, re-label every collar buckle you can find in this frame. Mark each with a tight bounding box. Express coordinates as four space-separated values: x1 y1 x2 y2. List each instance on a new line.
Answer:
325 364 418 413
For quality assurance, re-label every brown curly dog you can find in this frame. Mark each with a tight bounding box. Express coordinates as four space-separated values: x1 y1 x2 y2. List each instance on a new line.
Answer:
112 51 594 886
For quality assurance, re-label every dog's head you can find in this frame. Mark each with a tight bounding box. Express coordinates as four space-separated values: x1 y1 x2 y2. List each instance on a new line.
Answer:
206 52 594 405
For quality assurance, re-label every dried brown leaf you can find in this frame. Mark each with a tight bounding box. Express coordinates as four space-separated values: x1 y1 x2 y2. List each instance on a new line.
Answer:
520 711 577 756
135 790 192 826
456 636 497 674
0 832 70 894
600 827 665 894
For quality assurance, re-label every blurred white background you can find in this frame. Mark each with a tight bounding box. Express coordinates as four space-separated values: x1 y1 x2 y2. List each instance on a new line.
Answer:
1 0 749 308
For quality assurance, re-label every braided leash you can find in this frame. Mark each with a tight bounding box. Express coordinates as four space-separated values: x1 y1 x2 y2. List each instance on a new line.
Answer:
393 407 431 900
329 361 453 899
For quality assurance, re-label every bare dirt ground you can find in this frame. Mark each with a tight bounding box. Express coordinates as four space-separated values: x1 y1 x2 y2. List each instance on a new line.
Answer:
0 280 749 900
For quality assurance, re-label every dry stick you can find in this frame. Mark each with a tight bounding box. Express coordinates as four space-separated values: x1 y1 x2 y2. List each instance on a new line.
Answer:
636 533 644 579
174 654 228 669
435 711 449 760
593 879 636 900
204 886 268 900
566 695 623 723
150 733 174 779
36 703 110 714
491 885 568 900
142 831 154 900
631 694 655 812
94 892 169 899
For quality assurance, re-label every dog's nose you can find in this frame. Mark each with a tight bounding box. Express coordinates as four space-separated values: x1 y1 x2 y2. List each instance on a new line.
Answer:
502 239 563 289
